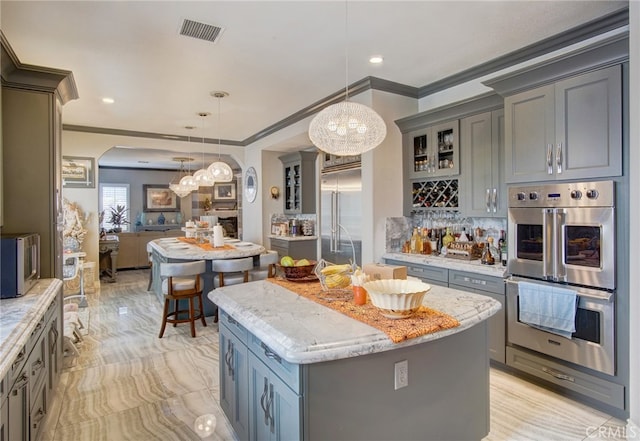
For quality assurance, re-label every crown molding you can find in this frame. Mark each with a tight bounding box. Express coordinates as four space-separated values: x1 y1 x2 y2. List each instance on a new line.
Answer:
1 30 78 104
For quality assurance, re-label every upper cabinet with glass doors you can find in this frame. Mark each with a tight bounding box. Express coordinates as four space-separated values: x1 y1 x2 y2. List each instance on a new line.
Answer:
407 120 460 179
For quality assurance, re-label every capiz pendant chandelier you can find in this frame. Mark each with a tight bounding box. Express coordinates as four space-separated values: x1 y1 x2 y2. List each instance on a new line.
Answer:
193 112 216 187
169 157 196 198
308 1 386 156
207 91 233 182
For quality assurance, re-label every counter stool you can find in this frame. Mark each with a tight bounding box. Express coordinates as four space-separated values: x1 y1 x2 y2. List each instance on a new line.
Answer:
159 260 207 338
250 250 279 281
210 256 254 322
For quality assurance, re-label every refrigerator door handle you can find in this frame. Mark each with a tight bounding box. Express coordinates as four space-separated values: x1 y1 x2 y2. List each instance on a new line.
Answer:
331 191 337 253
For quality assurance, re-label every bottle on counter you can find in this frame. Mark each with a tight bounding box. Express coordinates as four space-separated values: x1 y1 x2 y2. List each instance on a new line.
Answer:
481 237 496 265
500 237 508 267
410 227 419 254
421 228 432 255
442 227 455 248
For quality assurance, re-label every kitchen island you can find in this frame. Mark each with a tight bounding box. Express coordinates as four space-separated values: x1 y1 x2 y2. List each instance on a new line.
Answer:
148 238 265 317
209 280 501 441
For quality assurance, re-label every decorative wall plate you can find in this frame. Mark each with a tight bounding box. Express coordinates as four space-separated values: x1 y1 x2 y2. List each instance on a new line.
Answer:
245 166 258 203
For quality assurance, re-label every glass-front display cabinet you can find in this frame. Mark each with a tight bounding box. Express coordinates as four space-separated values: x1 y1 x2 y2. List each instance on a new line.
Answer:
408 120 460 179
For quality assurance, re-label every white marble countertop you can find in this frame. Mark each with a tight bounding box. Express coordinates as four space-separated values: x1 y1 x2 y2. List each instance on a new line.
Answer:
0 278 62 380
383 252 507 278
149 238 265 260
208 280 501 365
268 234 318 242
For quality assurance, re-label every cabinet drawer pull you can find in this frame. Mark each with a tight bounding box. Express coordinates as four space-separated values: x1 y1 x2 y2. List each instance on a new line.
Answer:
12 348 26 368
541 366 574 382
268 383 275 434
11 373 29 394
226 315 238 325
260 377 269 425
261 342 282 364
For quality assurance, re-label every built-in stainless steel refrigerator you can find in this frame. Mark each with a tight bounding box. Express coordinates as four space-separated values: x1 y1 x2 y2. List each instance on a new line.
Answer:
320 167 362 265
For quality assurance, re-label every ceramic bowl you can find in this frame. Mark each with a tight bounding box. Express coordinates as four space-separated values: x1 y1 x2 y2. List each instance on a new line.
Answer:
277 260 317 279
363 279 431 319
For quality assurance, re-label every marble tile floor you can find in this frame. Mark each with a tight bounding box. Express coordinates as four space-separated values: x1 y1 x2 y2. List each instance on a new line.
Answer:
41 269 628 441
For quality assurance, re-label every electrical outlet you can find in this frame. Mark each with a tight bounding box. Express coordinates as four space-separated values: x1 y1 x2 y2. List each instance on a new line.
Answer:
394 360 408 390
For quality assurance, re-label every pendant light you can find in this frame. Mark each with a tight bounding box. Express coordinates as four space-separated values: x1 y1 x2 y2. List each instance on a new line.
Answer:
177 146 198 194
193 112 216 187
308 1 386 156
207 91 234 182
169 157 196 198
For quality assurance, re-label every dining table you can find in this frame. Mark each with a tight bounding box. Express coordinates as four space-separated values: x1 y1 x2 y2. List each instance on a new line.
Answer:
148 236 266 317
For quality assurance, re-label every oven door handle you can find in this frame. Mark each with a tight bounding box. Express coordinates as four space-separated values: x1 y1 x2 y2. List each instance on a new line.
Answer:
554 208 566 282
507 277 614 302
542 209 555 280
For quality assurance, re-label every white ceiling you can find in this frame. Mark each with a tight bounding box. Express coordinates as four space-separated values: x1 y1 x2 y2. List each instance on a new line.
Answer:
1 1 627 169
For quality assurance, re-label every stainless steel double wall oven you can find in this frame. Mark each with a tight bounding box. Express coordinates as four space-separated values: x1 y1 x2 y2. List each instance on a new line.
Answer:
506 180 616 375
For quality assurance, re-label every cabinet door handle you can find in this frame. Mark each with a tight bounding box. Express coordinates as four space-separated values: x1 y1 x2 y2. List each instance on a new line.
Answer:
546 143 553 174
12 348 26 369
226 315 237 325
225 340 234 380
32 359 44 376
260 377 269 426
11 373 29 395
556 142 563 174
485 188 491 212
492 188 498 213
261 342 282 364
268 383 275 434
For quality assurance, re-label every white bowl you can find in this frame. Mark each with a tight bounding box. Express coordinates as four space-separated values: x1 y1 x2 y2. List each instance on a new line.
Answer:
362 279 431 319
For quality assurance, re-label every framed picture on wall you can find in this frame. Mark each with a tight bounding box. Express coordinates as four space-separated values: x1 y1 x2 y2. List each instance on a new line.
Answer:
143 184 181 212
62 156 95 188
213 182 236 201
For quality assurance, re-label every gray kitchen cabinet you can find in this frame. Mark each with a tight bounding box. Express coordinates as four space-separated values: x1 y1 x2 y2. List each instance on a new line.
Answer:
116 231 183 269
405 119 460 180
279 151 318 215
448 270 506 363
461 109 506 217
1 391 7 441
219 314 250 441
1 49 77 279
248 351 301 441
503 65 622 183
269 237 317 261
219 309 301 441
384 258 506 363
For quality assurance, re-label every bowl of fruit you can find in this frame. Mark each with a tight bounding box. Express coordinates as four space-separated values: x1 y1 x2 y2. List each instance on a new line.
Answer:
277 256 317 280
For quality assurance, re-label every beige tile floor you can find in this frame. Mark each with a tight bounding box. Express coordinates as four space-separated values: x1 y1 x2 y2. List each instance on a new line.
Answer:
42 269 628 441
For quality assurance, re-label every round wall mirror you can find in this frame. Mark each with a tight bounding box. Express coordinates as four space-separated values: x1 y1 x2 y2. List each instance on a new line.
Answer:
244 167 258 203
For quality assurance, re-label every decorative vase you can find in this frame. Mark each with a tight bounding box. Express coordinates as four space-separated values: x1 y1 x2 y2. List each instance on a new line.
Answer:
157 213 165 225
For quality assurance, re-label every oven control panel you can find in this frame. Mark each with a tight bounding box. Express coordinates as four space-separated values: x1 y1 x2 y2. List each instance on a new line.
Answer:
508 181 614 208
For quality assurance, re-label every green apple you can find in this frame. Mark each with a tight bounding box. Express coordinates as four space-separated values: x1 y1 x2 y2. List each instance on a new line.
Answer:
295 258 310 266
280 256 294 267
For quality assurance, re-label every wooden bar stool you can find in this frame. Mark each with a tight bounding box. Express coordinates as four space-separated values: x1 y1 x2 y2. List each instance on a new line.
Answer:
250 250 279 281
210 257 254 322
159 260 207 338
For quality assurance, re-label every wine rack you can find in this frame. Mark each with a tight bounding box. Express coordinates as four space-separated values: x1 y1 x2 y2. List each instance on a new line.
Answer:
411 179 459 209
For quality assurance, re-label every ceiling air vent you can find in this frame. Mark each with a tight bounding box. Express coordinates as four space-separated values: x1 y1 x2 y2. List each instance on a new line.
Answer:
180 19 223 43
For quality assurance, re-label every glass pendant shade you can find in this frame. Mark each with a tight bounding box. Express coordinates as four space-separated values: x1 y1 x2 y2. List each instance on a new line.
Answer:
179 174 198 191
193 168 215 187
207 161 233 182
309 101 387 156
169 183 193 198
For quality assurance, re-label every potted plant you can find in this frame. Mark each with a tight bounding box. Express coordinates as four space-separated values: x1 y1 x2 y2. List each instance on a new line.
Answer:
108 205 129 233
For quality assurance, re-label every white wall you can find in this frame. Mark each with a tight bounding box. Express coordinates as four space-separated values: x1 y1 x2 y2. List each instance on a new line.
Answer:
628 1 639 434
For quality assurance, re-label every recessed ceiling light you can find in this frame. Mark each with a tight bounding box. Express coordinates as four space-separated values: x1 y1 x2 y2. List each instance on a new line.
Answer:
102 97 115 104
369 56 383 64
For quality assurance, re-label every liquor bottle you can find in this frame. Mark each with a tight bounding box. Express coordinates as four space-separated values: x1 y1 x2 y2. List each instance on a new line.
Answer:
410 228 420 254
481 238 495 265
442 227 455 248
501 238 508 267
421 228 432 255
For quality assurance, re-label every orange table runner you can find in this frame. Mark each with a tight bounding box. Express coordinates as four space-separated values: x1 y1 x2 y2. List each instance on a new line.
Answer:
267 278 459 343
177 237 236 251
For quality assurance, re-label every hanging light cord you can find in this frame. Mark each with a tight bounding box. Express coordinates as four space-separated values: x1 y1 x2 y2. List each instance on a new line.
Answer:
217 95 222 159
344 0 349 102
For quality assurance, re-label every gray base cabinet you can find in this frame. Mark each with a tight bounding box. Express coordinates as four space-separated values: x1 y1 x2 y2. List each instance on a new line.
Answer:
385 258 506 363
219 307 490 441
269 238 317 261
2 287 62 441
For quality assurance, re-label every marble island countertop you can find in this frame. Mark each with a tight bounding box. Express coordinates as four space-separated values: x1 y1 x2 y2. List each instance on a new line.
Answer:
0 278 62 380
149 237 265 260
208 280 501 365
383 252 507 278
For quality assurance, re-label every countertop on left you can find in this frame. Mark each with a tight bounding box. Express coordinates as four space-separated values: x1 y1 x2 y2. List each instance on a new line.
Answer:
0 278 62 380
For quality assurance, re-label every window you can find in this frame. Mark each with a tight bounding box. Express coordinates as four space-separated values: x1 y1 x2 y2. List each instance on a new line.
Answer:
100 183 130 232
